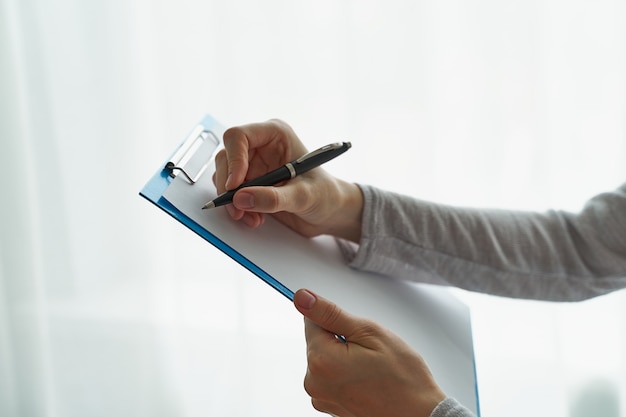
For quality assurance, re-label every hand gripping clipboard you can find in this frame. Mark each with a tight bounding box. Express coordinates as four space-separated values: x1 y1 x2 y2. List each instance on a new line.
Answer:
139 115 480 415
139 114 294 299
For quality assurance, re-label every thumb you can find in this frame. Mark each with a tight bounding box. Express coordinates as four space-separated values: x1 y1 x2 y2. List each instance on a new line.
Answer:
232 181 308 214
294 289 357 338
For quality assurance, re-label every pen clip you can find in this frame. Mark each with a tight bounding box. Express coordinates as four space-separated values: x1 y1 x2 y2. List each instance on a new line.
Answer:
295 142 345 164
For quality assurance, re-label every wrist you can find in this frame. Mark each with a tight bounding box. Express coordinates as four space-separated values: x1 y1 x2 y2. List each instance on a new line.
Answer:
325 179 363 243
415 389 447 417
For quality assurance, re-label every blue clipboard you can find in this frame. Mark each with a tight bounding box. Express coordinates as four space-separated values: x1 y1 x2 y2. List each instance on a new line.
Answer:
139 114 295 300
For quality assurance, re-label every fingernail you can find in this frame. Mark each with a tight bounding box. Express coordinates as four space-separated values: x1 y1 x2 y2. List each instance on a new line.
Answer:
234 192 255 209
296 290 316 310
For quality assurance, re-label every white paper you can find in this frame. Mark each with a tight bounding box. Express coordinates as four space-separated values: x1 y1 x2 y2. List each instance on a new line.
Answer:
163 156 479 414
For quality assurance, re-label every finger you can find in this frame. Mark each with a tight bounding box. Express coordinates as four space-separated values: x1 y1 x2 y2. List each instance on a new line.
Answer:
211 150 242 220
294 289 359 339
213 149 230 195
210 151 240 220
223 120 309 188
231 178 313 214
240 211 265 228
222 120 286 189
221 127 251 190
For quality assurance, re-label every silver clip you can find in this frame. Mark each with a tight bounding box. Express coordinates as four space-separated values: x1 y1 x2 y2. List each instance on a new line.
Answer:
165 125 220 184
295 142 345 164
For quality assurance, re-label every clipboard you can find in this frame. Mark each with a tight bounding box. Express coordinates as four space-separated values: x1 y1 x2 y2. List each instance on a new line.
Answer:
139 114 294 299
139 115 480 415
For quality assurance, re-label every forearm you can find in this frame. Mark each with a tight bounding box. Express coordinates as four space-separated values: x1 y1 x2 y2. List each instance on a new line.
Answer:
343 183 626 301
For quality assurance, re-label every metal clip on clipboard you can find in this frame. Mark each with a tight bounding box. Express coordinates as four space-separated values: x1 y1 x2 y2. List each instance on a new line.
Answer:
164 124 221 184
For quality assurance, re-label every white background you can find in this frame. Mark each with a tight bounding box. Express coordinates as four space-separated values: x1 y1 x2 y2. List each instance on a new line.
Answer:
1 1 625 416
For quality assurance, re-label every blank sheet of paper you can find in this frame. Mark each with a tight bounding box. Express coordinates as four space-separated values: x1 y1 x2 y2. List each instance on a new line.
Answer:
161 155 479 414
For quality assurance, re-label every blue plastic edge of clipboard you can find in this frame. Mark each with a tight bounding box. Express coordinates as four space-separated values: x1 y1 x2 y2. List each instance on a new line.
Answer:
138 116 295 302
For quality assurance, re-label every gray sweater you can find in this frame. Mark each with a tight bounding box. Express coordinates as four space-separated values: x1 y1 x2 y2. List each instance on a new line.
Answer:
344 182 626 416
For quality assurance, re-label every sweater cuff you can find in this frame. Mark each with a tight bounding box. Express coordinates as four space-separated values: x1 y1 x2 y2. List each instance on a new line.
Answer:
430 397 476 417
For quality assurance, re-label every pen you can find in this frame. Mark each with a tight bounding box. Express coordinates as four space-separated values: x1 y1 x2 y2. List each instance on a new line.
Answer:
202 141 352 210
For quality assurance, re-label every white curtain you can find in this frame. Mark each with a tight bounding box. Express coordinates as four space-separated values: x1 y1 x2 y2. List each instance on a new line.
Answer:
1 1 625 416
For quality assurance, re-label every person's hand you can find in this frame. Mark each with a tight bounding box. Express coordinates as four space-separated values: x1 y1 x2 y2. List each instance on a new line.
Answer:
293 289 447 417
212 119 363 242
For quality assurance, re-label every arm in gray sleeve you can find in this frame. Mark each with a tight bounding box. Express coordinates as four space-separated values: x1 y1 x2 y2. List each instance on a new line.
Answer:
340 183 626 301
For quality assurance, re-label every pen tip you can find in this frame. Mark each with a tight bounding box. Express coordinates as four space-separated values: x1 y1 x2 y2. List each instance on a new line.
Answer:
202 201 215 210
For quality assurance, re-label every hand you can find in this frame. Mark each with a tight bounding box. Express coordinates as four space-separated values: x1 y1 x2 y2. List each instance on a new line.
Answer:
293 289 447 417
212 119 363 242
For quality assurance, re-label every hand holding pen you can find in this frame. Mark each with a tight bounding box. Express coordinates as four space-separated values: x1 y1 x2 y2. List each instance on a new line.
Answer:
204 141 351 209
211 120 364 242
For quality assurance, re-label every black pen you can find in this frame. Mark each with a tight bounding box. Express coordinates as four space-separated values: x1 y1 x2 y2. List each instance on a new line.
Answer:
202 141 352 210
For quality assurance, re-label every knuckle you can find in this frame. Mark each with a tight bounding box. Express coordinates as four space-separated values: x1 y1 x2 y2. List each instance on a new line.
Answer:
310 399 327 414
303 368 330 401
303 373 316 397
306 343 341 377
306 350 327 375
222 126 242 144
265 187 283 212
267 118 288 129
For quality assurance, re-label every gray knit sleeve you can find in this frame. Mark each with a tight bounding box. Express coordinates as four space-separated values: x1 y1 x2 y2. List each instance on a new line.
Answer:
430 398 476 417
341 182 626 301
